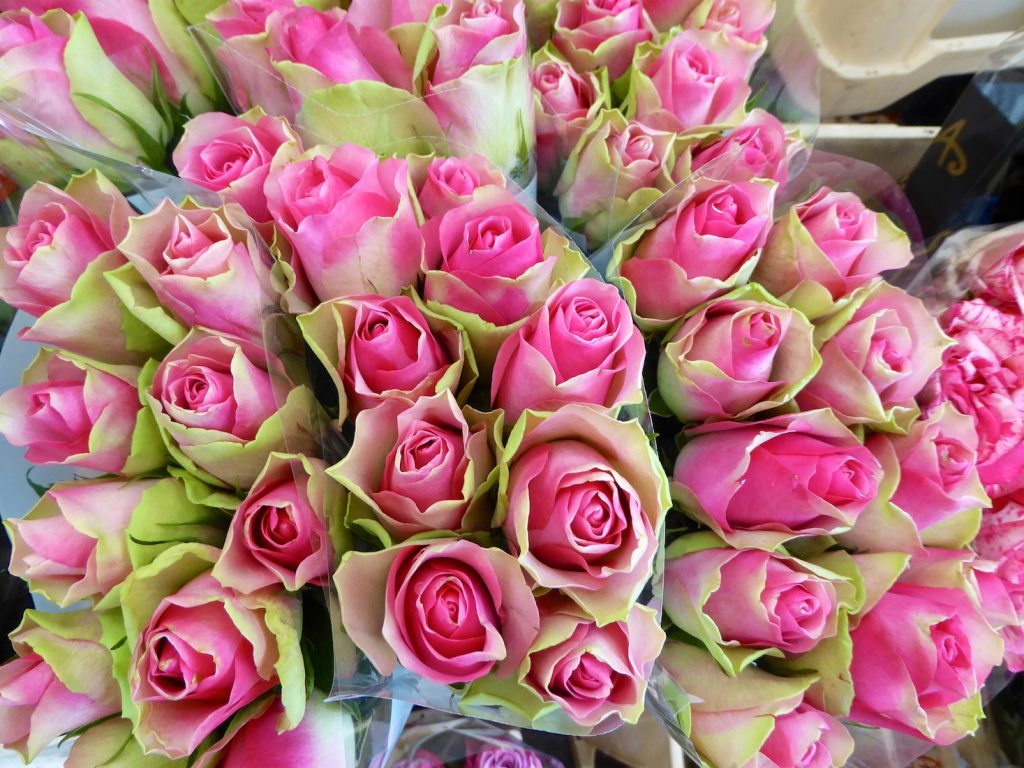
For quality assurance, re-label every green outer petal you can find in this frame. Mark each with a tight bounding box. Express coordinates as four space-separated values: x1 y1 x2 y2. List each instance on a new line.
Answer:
764 612 855 717
105 263 188 346
66 717 184 768
149 0 220 111
12 609 114 698
246 589 305 729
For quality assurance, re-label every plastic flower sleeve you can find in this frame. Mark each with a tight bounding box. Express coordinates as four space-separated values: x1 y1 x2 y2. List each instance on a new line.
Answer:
187 1 536 186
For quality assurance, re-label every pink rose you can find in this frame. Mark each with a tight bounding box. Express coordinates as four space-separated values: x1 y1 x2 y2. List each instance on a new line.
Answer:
691 109 793 184
673 410 882 549
970 223 1024 313
631 30 750 132
797 282 949 429
615 177 775 327
209 0 296 38
928 300 1024 497
500 406 669 622
532 55 602 185
0 349 154 474
665 546 842 657
214 454 335 593
416 154 507 220
754 187 914 310
552 0 654 80
466 745 543 768
329 391 498 539
430 0 528 84
0 172 127 316
848 578 1004 745
267 6 413 90
491 278 645 422
118 201 276 343
335 539 540 685
347 0 443 28
265 144 423 307
757 703 853 768
688 0 775 45
643 0 701 30
976 493 1024 672
173 110 301 223
521 596 664 728
300 294 468 416
657 284 819 422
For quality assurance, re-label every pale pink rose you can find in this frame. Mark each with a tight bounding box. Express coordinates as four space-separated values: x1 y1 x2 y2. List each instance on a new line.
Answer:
173 111 301 223
976 493 1024 672
849 579 1004 745
209 0 296 38
0 652 120 762
522 596 664 728
430 0 528 84
634 30 750 132
618 178 774 325
690 0 775 44
265 144 423 305
797 283 949 428
329 391 498 539
118 201 276 342
970 223 1024 314
691 109 792 184
266 6 413 90
757 703 853 768
0 176 127 316
928 300 1024 497
214 455 332 593
416 154 506 219
673 410 882 548
335 539 540 685
491 278 645 421
0 350 145 474
347 0 444 28
552 0 654 80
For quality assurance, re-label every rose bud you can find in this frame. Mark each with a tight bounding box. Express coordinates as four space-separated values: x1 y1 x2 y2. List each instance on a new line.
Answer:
521 596 664 728
299 294 472 417
626 29 750 133
612 177 775 330
466 745 544 768
492 278 645 422
658 641 824 768
848 576 1004 745
690 109 795 184
118 200 276 343
335 538 540 685
664 535 859 672
120 544 305 759
144 329 316 489
423 187 589 365
757 702 854 768
0 611 121 763
555 110 687 246
970 222 1024 313
215 453 344 593
975 492 1024 673
929 300 1024 498
173 109 302 223
551 0 654 80
414 154 507 220
430 0 528 84
0 348 165 475
265 144 423 309
797 282 950 430
658 284 820 423
329 391 500 541
673 410 882 549
753 187 914 319
499 405 669 624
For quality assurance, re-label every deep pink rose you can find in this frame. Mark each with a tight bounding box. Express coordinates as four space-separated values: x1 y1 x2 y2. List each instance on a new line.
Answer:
522 597 664 728
265 144 423 306
634 30 750 132
928 300 1024 497
0 350 147 474
976 493 1024 672
173 111 300 223
673 410 882 548
798 282 949 428
430 0 527 84
0 174 127 316
335 539 540 685
617 178 774 325
849 579 1004 745
971 224 1024 313
491 278 644 421
691 109 792 184
214 454 332 593
209 0 296 38
758 703 853 768
416 154 506 220
118 201 276 342
552 0 654 80
267 6 412 90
